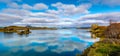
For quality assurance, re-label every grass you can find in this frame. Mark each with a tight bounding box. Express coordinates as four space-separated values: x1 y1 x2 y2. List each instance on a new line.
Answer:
81 38 120 56
81 25 120 56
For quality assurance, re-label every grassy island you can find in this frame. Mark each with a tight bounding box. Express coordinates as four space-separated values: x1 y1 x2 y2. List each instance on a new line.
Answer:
80 23 120 56
0 26 31 35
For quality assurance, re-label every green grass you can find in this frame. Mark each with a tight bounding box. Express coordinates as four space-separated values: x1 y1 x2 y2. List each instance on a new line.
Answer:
81 41 120 56
81 24 120 56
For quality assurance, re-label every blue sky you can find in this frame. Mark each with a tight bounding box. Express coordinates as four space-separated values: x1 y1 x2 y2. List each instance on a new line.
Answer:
0 0 120 27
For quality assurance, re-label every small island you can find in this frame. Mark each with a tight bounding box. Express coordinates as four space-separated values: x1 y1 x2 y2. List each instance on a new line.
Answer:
0 26 31 35
0 26 57 35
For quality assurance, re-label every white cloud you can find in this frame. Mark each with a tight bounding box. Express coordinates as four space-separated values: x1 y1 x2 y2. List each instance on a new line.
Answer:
76 12 120 26
22 3 48 10
52 2 91 16
92 0 120 6
2 8 31 16
33 3 48 10
21 18 59 23
11 12 120 27
1 2 120 27
14 17 76 27
79 20 107 24
29 12 58 19
79 12 120 21
0 2 91 27
47 10 59 15
5 2 48 10
1 7 120 27
103 0 120 6
22 4 32 10
8 2 20 9
0 0 21 3
0 13 22 25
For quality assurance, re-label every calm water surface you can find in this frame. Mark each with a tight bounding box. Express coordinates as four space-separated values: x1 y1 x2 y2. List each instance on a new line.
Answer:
0 29 99 56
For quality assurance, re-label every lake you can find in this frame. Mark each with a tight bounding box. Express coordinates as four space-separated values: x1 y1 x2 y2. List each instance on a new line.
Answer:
0 29 99 56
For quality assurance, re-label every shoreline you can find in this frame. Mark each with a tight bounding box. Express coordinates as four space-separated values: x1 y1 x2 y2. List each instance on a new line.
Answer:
80 23 120 56
81 38 120 56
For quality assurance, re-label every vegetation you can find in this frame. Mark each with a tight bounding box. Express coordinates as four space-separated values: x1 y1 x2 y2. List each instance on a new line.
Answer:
90 23 120 39
81 23 120 56
104 23 120 39
0 26 31 35
90 24 107 39
81 38 120 56
0 26 57 35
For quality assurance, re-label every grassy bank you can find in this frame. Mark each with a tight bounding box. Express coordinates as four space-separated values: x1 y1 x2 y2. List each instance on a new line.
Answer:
80 23 120 56
81 38 120 56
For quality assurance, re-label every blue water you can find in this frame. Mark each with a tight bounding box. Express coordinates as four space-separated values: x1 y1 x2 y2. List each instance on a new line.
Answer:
0 29 99 56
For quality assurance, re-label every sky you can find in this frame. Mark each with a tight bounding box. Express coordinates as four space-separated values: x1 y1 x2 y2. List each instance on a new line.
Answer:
0 0 120 27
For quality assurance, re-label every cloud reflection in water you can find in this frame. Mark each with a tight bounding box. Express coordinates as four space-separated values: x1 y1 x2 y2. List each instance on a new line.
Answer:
0 29 99 56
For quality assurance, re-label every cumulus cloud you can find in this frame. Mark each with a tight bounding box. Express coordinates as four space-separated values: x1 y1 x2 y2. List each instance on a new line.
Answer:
33 3 48 10
1 1 120 27
22 3 48 10
0 0 21 3
79 20 107 24
91 0 120 6
47 10 59 15
0 13 22 26
7 2 20 9
22 4 32 10
1 7 120 27
21 18 59 23
79 12 120 21
2 8 31 16
0 2 91 27
76 12 120 26
5 11 120 27
78 0 120 6
52 2 91 16
29 12 58 19
6 2 48 10
13 18 75 27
